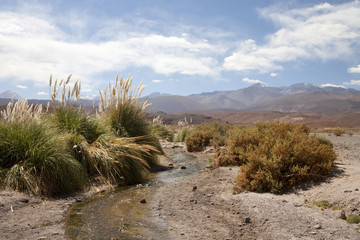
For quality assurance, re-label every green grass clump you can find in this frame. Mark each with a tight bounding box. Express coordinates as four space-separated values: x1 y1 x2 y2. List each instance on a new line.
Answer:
215 122 336 194
305 199 331 210
314 135 333 148
0 121 85 196
346 214 360 224
51 106 104 144
174 128 192 142
151 124 174 142
0 74 164 197
185 122 227 152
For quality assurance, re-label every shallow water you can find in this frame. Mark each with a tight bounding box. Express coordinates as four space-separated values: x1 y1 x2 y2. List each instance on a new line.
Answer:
65 149 203 240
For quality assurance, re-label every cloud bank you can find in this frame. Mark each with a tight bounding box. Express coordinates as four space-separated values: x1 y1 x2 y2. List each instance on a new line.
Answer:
224 1 360 73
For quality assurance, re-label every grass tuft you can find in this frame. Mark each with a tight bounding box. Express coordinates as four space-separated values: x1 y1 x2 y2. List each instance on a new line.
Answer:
0 121 85 196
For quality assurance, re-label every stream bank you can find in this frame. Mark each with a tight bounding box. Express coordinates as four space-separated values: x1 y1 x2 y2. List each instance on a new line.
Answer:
1 135 360 239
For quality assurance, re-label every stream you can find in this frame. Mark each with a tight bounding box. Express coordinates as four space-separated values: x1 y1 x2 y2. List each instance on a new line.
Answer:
65 149 205 240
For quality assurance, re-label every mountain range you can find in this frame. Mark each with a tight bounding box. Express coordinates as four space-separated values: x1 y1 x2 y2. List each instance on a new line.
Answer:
1 83 360 115
147 83 360 114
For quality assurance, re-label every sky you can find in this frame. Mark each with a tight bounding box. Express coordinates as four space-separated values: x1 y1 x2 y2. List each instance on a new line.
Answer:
1 0 360 99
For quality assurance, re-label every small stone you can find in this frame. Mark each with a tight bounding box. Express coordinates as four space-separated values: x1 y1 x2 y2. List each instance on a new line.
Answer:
190 199 194 202
210 202 214 205
180 166 187 169
338 210 346 219
192 186 197 191
75 199 82 203
19 198 29 203
294 203 302 207
355 188 359 191
168 163 174 168
344 190 352 193
207 215 211 218
314 224 322 229
229 168 232 170
244 217 251 223
140 199 147 204
194 200 197 204
310 232 317 235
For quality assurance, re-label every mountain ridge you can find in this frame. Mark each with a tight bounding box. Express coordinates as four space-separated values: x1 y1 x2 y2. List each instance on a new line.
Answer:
147 83 360 113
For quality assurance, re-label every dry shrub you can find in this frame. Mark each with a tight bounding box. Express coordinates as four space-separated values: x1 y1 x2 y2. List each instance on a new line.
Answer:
185 122 227 152
215 122 336 194
333 128 345 136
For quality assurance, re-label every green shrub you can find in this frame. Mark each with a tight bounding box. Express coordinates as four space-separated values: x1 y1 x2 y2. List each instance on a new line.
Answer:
215 122 336 194
151 124 174 141
346 214 360 224
185 122 227 152
51 106 104 144
0 121 85 196
174 128 192 142
314 135 333 148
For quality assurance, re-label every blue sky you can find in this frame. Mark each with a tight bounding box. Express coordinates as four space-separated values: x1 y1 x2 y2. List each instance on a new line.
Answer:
1 0 360 99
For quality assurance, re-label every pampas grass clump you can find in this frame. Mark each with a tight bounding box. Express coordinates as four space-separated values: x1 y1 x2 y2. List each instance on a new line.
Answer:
0 121 85 196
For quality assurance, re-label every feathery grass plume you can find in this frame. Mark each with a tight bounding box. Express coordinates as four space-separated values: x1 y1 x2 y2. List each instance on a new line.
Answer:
65 74 72 85
49 74 52 87
49 74 84 108
0 99 43 123
80 135 159 185
0 121 86 196
46 101 50 112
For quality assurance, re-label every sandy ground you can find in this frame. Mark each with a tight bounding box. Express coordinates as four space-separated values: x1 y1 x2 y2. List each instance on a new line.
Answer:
153 133 360 240
1 133 360 239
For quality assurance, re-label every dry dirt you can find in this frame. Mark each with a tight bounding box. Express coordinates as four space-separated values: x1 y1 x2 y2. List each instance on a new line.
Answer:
1 133 360 239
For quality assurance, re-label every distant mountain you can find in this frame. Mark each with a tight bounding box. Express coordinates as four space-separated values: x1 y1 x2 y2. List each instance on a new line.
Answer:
146 92 171 99
148 95 206 113
282 83 320 94
147 83 360 113
0 90 22 99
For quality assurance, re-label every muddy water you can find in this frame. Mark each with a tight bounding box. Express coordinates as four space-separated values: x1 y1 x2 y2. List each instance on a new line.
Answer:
65 149 205 240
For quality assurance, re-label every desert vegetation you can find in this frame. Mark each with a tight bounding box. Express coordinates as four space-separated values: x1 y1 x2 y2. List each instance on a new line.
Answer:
185 121 337 194
185 122 228 152
0 75 162 196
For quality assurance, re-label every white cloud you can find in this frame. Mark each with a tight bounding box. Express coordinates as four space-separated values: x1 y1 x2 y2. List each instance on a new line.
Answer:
348 64 360 73
343 80 360 85
37 91 48 95
152 80 162 83
270 72 277 77
321 83 346 88
224 1 360 73
16 84 28 89
242 77 266 85
0 11 222 89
